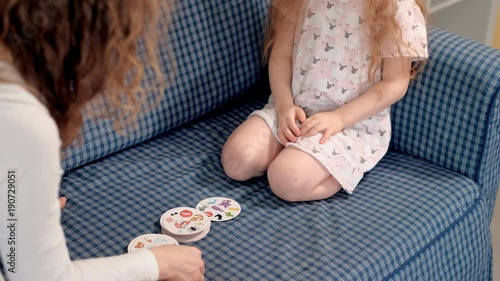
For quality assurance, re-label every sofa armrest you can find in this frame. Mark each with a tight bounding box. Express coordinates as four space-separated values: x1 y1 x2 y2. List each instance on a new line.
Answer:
390 27 500 219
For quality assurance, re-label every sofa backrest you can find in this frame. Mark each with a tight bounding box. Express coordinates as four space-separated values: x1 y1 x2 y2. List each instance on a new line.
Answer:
391 28 500 195
61 1 270 171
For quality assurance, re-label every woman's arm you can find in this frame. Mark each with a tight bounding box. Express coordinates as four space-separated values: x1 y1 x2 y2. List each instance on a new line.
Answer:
0 86 158 281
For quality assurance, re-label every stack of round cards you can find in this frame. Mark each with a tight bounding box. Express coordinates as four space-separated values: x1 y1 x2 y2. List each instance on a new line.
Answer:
128 197 242 248
160 207 212 242
128 234 179 253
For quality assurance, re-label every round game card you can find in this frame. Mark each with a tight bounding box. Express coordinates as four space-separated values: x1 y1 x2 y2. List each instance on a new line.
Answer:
160 207 211 236
162 224 211 243
196 197 241 221
128 234 178 253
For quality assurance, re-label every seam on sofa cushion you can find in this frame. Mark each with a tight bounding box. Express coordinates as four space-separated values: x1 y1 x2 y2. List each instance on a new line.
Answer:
382 191 482 280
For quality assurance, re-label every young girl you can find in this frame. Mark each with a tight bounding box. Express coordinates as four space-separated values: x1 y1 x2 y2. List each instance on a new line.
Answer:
222 0 428 202
0 1 204 280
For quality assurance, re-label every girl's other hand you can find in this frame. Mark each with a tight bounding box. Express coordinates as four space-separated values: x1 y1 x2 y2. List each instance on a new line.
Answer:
277 104 306 144
301 111 344 144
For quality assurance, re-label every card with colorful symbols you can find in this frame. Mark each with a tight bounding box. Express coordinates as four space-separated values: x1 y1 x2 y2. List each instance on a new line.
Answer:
128 234 178 253
160 207 211 235
196 197 241 222
162 225 211 243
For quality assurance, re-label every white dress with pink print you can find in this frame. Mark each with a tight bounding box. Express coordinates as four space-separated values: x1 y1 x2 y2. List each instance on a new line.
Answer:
251 0 428 193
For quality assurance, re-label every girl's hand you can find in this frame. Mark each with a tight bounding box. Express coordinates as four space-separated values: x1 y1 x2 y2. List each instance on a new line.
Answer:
300 111 344 144
277 104 307 144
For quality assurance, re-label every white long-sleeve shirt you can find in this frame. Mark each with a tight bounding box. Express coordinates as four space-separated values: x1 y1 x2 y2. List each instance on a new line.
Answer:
0 82 160 281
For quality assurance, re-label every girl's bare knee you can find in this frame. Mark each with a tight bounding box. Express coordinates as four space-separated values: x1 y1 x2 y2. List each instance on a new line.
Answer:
222 157 252 181
221 143 264 181
222 148 248 181
267 161 304 202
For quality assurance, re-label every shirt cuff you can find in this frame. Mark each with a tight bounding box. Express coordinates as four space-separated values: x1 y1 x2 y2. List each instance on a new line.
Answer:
135 250 160 281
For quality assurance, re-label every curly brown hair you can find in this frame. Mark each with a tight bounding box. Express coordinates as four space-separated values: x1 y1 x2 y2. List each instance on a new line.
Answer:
0 0 171 146
263 0 427 80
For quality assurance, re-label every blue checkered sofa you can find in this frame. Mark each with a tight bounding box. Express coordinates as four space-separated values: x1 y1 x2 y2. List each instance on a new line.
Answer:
58 1 500 280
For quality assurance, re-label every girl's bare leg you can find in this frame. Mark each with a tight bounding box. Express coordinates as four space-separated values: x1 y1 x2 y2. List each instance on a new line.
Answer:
267 147 342 202
222 116 283 181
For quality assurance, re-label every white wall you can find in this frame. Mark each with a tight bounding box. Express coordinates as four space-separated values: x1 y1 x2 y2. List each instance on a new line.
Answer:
431 0 499 44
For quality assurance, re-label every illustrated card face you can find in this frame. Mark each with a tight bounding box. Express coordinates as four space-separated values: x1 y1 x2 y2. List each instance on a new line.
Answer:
196 197 241 221
128 234 178 253
160 207 210 235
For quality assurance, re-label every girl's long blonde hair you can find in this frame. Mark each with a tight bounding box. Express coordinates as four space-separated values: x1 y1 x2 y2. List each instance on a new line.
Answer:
264 0 428 80
0 1 171 146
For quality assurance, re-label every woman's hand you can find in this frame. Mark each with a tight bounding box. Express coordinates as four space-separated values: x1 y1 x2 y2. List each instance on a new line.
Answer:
59 197 67 208
300 111 344 144
276 104 307 144
150 245 205 281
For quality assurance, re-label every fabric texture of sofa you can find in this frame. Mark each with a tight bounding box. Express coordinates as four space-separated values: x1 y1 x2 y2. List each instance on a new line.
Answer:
55 1 499 280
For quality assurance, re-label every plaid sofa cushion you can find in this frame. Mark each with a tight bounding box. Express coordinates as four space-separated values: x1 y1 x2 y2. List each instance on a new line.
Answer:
61 0 269 171
387 199 491 281
60 97 486 280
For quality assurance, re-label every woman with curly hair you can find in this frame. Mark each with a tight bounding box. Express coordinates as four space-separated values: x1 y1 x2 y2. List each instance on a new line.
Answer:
0 1 204 280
